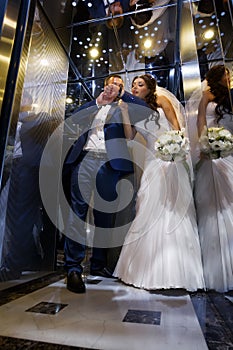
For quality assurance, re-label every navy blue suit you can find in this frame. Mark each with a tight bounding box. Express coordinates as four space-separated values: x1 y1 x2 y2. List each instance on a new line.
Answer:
63 91 148 275
66 91 147 164
1 112 59 272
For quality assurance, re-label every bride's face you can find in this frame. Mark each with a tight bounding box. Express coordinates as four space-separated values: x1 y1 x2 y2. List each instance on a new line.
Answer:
131 78 150 100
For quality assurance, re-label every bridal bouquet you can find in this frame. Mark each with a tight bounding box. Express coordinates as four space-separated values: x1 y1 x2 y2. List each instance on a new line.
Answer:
154 128 190 162
199 126 233 159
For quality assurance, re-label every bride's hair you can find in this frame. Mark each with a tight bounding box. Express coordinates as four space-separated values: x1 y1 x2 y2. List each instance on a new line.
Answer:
205 65 232 123
132 74 160 129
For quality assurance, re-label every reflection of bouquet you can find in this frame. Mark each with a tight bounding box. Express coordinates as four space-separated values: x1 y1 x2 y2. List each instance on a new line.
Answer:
199 126 233 159
154 128 190 162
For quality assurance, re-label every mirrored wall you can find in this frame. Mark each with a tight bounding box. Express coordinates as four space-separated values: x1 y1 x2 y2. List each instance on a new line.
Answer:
65 0 233 112
0 1 69 274
0 0 232 278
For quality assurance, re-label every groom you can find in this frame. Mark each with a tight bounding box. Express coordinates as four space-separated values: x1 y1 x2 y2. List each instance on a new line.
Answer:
63 74 148 293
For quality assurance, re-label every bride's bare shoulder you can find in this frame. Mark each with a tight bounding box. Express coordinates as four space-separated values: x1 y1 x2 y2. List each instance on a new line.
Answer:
156 94 170 106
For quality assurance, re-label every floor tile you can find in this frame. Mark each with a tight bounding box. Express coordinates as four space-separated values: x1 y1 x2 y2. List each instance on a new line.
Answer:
0 276 208 350
123 309 161 325
26 301 68 315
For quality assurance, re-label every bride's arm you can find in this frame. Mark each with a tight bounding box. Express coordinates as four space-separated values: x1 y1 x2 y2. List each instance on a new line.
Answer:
157 95 180 130
118 99 136 140
197 89 214 137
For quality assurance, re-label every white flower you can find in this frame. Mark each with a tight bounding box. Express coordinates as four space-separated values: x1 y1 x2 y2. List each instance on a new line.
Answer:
222 141 233 151
211 140 224 151
158 133 171 145
199 127 233 159
169 143 181 154
219 129 232 138
154 129 190 162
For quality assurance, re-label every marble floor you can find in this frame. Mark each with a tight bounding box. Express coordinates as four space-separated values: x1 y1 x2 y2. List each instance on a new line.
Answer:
0 270 233 350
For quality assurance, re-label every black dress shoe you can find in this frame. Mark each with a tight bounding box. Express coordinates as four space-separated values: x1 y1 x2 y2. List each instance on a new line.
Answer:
90 267 114 278
0 267 22 282
67 271 86 293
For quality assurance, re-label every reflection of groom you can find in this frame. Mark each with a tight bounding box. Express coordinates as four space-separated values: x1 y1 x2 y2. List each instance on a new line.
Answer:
0 92 60 281
63 74 148 293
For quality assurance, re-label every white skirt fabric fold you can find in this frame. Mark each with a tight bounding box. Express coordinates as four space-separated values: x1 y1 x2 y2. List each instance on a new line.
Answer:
114 159 205 292
195 155 233 292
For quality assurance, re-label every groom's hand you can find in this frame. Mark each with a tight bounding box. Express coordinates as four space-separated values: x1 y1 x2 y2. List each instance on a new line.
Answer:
96 84 122 106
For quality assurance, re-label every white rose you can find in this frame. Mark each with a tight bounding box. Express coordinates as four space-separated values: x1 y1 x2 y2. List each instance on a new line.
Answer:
158 134 171 145
219 129 232 138
211 140 224 151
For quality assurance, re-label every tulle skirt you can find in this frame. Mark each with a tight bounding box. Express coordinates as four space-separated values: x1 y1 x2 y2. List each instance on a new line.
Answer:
114 158 205 291
194 155 233 292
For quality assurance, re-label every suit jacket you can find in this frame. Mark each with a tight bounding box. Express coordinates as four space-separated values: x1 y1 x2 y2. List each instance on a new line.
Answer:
19 111 60 166
65 104 130 173
65 91 149 173
76 90 148 113
76 90 150 125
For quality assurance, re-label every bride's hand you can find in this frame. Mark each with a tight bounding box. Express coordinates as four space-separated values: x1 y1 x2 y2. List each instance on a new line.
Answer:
200 151 210 160
118 99 128 112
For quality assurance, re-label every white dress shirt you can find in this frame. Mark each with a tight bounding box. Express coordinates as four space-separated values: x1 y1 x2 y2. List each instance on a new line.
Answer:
84 105 112 152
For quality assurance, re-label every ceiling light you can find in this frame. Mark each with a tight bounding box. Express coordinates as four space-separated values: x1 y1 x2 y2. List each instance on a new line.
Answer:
89 48 99 58
203 29 214 40
66 97 73 104
144 39 152 49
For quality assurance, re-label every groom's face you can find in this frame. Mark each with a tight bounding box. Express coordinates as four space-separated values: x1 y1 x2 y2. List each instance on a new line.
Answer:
106 76 124 89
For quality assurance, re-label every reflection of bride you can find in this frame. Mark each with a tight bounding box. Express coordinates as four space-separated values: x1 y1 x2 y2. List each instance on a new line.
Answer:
113 74 205 291
193 65 233 292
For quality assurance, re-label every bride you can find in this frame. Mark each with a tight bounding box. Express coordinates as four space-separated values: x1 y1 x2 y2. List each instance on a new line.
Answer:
194 65 233 292
113 74 205 291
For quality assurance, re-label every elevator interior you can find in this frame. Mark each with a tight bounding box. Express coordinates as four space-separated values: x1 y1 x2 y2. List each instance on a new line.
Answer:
0 0 232 276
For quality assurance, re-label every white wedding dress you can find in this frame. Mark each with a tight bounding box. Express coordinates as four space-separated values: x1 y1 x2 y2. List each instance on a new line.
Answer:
194 102 233 292
113 108 205 291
